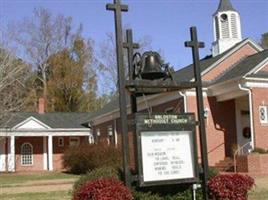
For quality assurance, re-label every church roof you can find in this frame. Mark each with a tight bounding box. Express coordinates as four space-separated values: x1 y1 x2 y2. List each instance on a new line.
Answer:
0 112 91 129
213 49 268 84
215 0 236 13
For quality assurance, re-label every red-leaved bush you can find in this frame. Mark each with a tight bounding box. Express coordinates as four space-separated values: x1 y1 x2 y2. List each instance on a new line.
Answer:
73 178 133 200
208 174 254 200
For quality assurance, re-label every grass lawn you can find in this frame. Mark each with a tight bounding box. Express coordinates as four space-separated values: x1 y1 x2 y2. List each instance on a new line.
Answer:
0 191 71 200
0 172 79 186
249 176 268 200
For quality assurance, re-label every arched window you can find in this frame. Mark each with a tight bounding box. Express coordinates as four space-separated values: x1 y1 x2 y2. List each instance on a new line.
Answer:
21 143 33 166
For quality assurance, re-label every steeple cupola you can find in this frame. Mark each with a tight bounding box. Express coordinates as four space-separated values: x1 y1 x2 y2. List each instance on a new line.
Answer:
212 0 242 57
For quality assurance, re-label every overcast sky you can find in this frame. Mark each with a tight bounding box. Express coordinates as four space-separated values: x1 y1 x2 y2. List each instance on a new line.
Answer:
1 0 267 69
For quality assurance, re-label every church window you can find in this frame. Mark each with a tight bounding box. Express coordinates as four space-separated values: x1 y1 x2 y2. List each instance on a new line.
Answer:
21 143 33 166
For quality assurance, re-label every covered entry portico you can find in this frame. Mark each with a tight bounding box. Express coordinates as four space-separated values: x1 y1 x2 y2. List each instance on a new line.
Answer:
0 113 92 172
0 130 91 172
209 80 255 156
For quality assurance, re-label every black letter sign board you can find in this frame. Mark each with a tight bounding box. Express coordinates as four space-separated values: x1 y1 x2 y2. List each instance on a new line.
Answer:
136 113 199 187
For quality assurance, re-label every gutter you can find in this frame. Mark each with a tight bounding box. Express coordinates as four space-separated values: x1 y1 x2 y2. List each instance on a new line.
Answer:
238 83 255 149
179 91 187 112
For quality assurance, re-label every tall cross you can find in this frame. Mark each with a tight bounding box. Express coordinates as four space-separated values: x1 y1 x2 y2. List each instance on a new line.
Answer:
123 29 139 113
185 26 209 200
123 29 139 80
106 0 131 187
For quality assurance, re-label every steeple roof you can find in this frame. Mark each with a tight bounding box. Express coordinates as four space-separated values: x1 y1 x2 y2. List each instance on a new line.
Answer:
216 0 236 13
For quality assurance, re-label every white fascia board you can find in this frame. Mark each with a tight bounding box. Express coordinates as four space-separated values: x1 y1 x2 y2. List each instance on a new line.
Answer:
244 57 268 76
0 130 91 137
244 77 268 82
244 81 268 88
191 39 263 82
12 116 51 130
91 91 183 125
216 90 246 102
209 78 241 96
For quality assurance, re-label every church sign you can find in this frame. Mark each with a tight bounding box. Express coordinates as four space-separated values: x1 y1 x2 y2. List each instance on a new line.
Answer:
136 113 199 187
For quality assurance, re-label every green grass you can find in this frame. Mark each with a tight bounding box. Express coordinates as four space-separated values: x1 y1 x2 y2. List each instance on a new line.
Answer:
249 177 268 200
249 190 268 200
0 191 71 200
0 172 79 186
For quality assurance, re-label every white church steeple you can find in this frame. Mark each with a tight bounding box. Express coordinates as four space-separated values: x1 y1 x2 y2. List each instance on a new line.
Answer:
212 0 242 57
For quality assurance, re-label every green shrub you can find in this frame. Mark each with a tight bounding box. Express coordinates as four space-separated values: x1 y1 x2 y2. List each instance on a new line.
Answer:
133 190 162 200
208 167 219 180
63 143 122 174
252 147 268 154
73 166 120 194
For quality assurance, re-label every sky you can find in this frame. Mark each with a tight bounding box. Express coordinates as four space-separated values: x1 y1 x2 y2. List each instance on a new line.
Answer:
1 0 268 70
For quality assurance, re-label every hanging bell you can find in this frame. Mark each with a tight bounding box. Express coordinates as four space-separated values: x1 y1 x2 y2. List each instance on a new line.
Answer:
140 51 167 80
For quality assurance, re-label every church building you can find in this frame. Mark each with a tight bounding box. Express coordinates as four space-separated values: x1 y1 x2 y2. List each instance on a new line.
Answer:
0 0 267 173
89 0 268 173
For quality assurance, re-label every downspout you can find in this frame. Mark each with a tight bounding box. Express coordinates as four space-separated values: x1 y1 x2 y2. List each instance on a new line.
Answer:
238 84 255 149
179 91 188 112
114 119 118 148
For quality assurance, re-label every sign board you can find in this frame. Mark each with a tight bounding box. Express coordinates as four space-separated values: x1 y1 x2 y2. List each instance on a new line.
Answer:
136 113 198 187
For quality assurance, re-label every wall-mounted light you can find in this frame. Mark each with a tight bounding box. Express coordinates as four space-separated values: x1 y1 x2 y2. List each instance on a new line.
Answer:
96 129 101 137
204 108 209 118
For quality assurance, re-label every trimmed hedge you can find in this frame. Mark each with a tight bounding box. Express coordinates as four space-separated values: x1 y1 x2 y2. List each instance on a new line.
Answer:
73 178 133 200
63 143 122 174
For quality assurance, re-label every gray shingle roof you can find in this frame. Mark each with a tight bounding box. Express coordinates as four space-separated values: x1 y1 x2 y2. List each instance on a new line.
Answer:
172 39 247 82
88 40 250 121
216 0 236 13
212 49 268 84
0 112 91 129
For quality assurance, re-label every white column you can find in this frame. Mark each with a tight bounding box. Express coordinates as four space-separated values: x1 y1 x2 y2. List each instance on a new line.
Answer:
8 136 15 172
48 135 53 171
43 136 48 170
0 137 6 172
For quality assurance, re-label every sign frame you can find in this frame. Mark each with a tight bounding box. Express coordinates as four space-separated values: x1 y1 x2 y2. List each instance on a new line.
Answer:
136 113 199 187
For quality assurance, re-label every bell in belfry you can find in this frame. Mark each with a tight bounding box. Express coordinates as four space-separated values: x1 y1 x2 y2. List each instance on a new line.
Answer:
140 51 167 80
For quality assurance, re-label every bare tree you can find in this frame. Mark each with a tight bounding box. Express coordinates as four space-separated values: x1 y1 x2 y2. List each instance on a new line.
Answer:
8 8 81 102
0 47 30 121
97 31 152 95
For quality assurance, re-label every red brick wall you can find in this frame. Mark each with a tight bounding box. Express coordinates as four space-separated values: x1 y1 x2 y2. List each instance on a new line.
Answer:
53 136 88 170
237 154 268 174
260 63 268 72
187 96 237 166
203 44 258 81
15 137 44 171
15 136 89 171
251 88 268 149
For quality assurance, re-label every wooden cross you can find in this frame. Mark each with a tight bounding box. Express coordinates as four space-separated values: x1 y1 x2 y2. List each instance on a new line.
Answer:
185 26 209 200
106 0 128 13
123 29 139 113
123 29 139 80
185 27 205 83
106 0 131 187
